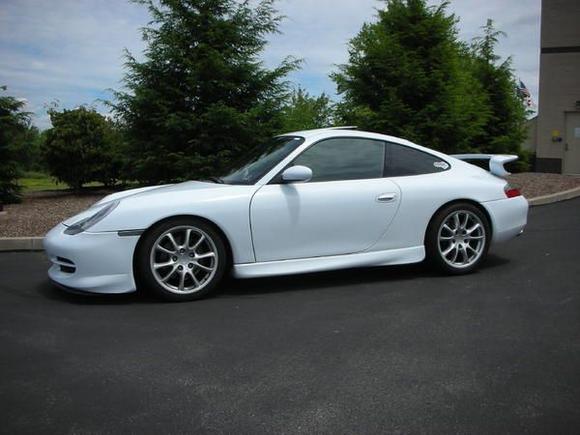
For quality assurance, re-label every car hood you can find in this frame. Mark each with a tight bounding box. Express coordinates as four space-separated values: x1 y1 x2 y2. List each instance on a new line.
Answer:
63 181 233 227
94 181 230 206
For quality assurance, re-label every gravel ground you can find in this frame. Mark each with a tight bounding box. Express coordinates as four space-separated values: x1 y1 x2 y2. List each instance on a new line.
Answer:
0 192 106 238
507 172 580 199
1 172 580 238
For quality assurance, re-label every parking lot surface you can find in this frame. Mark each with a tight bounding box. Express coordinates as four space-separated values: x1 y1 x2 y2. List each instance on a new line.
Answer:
1 198 579 433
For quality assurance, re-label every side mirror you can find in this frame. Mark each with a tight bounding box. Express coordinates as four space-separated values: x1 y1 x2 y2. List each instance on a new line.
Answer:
281 165 313 183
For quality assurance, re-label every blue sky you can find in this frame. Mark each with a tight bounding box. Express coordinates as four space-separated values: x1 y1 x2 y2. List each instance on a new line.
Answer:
0 0 541 129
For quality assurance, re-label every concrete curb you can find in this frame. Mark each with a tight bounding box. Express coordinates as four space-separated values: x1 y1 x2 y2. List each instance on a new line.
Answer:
0 237 44 252
527 185 580 206
1 186 580 252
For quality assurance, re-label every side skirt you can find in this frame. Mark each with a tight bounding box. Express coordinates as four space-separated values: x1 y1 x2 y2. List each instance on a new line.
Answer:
233 246 425 279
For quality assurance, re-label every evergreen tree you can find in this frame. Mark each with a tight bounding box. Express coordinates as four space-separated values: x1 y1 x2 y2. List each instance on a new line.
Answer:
281 87 335 132
0 86 30 204
113 0 299 184
332 0 487 153
470 19 527 156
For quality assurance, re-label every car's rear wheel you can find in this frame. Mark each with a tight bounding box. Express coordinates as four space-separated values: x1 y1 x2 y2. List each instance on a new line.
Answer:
135 217 228 301
426 203 491 274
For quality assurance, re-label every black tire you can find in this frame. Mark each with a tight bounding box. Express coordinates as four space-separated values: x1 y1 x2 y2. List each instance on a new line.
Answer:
425 202 491 275
135 217 228 301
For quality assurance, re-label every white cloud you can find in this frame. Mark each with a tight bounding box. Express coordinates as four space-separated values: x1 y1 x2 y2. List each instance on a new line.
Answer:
264 0 378 93
439 0 541 104
0 0 541 128
0 0 148 128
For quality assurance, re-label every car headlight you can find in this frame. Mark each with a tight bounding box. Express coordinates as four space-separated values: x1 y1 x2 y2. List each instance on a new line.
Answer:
64 200 120 235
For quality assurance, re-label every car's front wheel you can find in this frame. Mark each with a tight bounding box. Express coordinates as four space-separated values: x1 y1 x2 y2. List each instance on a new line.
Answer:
426 203 491 274
135 217 228 301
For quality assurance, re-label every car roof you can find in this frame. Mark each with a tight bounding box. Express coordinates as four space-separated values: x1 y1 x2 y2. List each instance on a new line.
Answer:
281 127 453 161
283 127 415 147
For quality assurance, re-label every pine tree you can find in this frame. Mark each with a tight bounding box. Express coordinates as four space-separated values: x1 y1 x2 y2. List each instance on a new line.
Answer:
332 0 488 153
113 0 299 184
0 86 30 204
470 19 527 156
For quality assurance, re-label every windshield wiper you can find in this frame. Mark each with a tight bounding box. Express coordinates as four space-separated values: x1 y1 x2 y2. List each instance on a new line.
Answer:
206 176 225 184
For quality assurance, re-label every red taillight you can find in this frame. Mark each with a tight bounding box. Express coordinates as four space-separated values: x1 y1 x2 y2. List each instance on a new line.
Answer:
504 185 521 198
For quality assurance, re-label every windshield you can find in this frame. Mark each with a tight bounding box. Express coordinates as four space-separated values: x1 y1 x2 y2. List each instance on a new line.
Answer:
220 136 305 185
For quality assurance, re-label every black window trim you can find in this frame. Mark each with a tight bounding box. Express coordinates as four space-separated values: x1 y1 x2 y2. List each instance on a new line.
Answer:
383 141 451 177
269 135 389 185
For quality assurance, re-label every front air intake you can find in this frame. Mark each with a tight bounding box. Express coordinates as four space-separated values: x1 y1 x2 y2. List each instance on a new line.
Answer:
55 256 76 274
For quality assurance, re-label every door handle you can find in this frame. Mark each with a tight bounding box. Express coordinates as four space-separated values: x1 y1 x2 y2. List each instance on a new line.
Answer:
376 193 397 203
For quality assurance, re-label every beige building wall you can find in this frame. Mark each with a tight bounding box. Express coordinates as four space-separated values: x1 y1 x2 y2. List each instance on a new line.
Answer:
536 0 580 173
523 117 537 152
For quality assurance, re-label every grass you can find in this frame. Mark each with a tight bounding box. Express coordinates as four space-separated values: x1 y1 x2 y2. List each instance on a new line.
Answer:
19 171 65 192
18 171 104 192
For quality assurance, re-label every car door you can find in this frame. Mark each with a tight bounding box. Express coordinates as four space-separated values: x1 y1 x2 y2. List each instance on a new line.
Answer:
250 137 402 262
372 141 454 251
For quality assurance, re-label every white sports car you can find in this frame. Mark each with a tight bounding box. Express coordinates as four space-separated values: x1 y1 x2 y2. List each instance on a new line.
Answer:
44 127 528 301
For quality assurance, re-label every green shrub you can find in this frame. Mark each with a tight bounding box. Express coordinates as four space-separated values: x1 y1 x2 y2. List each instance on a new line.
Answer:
43 107 124 190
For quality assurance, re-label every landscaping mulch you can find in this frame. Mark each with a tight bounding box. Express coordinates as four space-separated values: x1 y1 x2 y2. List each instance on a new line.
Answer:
507 172 580 199
1 173 579 238
0 192 106 238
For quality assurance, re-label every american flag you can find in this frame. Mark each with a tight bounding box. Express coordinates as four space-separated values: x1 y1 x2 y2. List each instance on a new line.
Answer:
517 80 533 107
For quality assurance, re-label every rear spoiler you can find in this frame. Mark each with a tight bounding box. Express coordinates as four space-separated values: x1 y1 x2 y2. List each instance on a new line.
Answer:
451 154 518 178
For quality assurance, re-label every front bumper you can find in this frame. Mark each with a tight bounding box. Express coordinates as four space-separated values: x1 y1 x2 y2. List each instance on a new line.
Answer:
482 195 529 244
44 224 139 294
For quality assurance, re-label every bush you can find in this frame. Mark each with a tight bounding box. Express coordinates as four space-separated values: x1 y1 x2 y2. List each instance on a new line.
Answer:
281 88 335 132
43 107 124 190
512 150 534 173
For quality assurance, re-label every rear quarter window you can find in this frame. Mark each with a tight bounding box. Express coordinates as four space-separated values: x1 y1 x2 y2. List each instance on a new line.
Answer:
385 142 450 177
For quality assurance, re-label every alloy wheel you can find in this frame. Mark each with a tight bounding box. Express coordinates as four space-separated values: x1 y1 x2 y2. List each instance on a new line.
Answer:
149 225 218 294
437 210 486 269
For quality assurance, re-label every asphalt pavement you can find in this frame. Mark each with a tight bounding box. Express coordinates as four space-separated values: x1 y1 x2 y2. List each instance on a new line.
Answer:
1 198 579 434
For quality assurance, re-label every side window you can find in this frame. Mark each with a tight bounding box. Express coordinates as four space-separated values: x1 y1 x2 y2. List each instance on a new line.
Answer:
386 143 449 177
293 138 386 182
